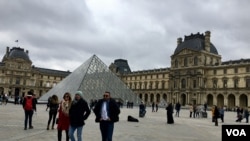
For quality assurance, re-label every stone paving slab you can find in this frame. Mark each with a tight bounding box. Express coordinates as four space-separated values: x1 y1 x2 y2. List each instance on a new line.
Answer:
0 103 248 141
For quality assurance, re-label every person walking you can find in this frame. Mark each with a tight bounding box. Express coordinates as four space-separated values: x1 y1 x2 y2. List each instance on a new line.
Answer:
68 91 91 141
22 90 37 130
93 91 120 141
46 94 59 130
166 103 174 124
57 92 72 141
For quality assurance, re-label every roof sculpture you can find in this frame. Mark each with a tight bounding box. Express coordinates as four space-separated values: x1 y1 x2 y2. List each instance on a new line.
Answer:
39 55 140 104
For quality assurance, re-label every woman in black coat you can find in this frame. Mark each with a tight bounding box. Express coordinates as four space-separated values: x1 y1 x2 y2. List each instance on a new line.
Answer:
166 103 174 124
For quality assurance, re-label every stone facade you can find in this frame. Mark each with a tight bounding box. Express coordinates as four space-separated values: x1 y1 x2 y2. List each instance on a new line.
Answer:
1 31 250 110
0 47 70 98
110 31 250 109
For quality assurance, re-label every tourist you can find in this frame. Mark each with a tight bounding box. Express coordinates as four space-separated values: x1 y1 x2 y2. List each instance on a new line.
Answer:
243 107 249 123
93 91 120 141
189 104 193 118
166 103 174 124
22 90 37 130
213 105 220 126
175 102 181 117
46 96 51 111
139 101 146 117
57 92 72 141
46 94 59 130
68 91 91 141
152 102 155 112
219 106 224 123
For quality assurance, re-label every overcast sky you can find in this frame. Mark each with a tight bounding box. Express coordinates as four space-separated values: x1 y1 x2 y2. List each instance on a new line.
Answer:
0 0 249 72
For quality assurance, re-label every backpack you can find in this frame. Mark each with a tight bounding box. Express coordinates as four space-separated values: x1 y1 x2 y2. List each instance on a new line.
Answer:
24 97 33 111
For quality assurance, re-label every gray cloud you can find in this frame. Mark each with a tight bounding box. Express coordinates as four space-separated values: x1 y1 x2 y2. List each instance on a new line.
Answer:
0 0 249 72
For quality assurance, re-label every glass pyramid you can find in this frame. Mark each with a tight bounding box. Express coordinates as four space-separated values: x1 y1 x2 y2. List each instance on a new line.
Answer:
39 55 140 105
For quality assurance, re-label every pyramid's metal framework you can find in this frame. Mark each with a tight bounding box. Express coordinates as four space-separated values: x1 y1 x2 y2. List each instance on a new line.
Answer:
39 55 140 105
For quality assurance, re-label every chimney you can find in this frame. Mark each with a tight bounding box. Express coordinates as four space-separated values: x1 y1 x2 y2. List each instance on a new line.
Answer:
6 46 10 57
205 31 211 52
177 38 182 45
26 50 29 54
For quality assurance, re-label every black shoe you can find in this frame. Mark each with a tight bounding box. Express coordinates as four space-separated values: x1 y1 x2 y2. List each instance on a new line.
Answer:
29 126 34 129
24 127 27 130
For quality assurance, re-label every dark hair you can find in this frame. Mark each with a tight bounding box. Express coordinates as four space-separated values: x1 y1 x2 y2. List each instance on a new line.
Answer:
105 91 110 95
28 91 33 95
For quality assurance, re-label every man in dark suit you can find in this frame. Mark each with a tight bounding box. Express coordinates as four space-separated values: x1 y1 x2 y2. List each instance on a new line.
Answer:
94 91 120 141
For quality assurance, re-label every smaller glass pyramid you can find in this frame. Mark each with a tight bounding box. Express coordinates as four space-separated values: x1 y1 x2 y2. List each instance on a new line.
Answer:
39 55 140 105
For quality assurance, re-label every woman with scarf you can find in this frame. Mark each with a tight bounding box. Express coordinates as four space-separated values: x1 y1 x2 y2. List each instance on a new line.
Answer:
57 92 72 141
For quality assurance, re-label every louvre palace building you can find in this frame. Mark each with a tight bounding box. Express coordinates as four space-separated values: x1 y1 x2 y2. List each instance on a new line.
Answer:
109 31 250 109
1 31 250 109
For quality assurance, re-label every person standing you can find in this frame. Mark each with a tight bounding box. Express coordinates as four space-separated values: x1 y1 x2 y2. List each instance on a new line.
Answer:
213 105 220 126
46 94 59 130
152 102 155 112
189 104 193 118
46 96 51 111
175 102 181 117
69 91 91 141
204 102 207 112
155 102 158 112
166 103 174 124
219 106 225 123
22 91 37 130
57 92 72 141
244 107 249 123
139 101 146 117
94 91 120 141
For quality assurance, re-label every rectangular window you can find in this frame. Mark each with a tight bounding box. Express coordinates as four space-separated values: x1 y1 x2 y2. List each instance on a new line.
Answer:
224 69 227 74
246 67 250 72
234 68 238 73
40 81 43 87
213 70 217 75
234 79 238 88
223 80 227 88
193 80 196 88
213 80 217 88
246 79 250 88
16 78 20 85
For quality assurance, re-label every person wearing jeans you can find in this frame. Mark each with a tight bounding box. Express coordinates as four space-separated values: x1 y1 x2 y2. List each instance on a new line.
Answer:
69 126 83 141
94 91 120 141
68 91 91 141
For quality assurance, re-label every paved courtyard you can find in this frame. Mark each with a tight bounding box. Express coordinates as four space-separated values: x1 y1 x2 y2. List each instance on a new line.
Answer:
0 103 248 141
